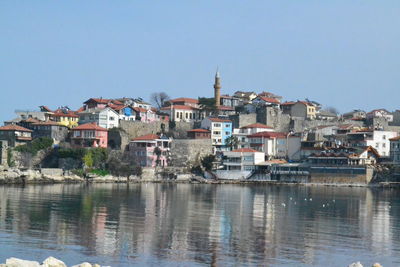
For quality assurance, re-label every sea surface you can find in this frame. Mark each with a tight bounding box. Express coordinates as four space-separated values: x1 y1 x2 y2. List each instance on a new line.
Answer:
0 183 399 266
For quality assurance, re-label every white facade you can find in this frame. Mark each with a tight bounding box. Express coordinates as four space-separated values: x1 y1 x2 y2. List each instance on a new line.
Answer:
347 130 398 157
160 106 201 122
78 107 119 129
222 149 265 171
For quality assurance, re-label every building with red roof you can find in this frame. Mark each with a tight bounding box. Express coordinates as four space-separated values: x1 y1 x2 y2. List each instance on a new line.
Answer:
187 129 211 139
160 105 202 122
129 134 172 167
0 124 33 147
71 122 108 148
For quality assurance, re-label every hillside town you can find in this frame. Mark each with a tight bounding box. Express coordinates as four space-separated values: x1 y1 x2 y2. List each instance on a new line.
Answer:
1 71 400 184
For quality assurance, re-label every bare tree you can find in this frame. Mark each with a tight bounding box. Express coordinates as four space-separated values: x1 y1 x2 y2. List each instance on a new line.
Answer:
150 92 170 109
325 106 339 115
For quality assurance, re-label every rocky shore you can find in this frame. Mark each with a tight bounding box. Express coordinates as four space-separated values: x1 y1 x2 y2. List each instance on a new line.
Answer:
0 257 102 267
0 257 385 267
1 166 400 188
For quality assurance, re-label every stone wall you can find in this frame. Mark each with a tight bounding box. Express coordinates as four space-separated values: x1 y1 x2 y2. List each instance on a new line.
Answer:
309 166 373 184
119 120 194 142
0 140 8 167
291 117 364 133
255 107 291 131
170 139 213 169
229 113 257 129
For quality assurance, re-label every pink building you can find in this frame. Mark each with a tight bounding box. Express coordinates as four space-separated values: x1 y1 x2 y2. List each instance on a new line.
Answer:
129 134 172 167
71 122 108 148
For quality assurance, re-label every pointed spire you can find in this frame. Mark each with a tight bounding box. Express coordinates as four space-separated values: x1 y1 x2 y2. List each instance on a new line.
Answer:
215 67 220 78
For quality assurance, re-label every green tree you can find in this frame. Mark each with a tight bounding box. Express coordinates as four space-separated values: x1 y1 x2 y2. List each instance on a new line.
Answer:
198 97 217 116
201 154 215 171
225 136 239 151
83 152 93 168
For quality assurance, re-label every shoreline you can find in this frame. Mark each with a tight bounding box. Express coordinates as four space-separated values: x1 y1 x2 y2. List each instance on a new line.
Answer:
1 167 400 188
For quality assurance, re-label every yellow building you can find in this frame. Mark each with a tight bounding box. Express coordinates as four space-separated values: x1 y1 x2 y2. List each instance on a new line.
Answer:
51 112 79 128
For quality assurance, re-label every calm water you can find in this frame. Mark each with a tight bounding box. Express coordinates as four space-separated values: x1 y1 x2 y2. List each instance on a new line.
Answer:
0 184 399 266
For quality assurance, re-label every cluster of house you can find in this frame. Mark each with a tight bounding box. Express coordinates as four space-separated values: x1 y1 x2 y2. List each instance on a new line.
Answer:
1 72 400 173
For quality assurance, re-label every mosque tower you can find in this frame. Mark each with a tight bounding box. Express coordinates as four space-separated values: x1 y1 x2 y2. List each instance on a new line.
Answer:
214 70 221 108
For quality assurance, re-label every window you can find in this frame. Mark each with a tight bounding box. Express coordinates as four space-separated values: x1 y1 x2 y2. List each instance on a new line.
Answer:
225 131 230 135
225 124 230 128
213 131 221 135
214 123 221 127
383 135 386 140
383 143 386 148
109 116 115 121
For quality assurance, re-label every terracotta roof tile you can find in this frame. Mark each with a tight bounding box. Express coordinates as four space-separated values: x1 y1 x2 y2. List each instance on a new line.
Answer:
0 124 33 132
160 105 199 111
187 129 210 133
169 97 199 104
231 148 260 153
257 96 280 104
208 117 231 123
132 134 160 141
248 132 288 138
73 122 107 131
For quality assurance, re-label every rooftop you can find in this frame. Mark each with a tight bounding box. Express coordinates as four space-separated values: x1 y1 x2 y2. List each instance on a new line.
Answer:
0 124 33 132
73 122 107 131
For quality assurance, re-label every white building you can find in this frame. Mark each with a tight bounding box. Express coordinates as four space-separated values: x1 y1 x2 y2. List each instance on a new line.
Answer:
347 130 398 157
201 117 232 149
78 107 119 129
222 148 265 171
233 123 274 149
367 109 393 122
248 131 301 160
160 105 202 122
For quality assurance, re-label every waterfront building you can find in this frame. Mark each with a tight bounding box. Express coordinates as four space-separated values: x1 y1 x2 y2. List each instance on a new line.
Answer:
308 146 380 166
187 129 211 139
129 134 171 167
0 124 32 147
201 117 232 150
222 148 265 171
389 136 400 164
248 131 301 160
78 107 119 129
71 122 108 148
233 123 274 149
346 130 397 157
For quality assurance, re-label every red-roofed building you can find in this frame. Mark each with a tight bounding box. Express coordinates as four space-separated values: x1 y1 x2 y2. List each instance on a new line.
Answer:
31 121 69 144
187 129 211 139
0 125 33 147
71 122 108 148
129 134 172 167
167 98 199 108
160 105 202 122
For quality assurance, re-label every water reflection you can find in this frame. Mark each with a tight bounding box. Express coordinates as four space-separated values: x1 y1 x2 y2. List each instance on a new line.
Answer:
0 184 399 266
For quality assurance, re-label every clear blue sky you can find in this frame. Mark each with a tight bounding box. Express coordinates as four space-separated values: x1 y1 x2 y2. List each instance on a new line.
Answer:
1 1 399 123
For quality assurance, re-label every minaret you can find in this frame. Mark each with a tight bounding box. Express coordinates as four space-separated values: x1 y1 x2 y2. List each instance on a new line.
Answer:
214 70 221 108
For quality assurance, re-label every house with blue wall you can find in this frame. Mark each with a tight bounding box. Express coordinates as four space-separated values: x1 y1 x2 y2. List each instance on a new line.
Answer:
201 117 232 151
